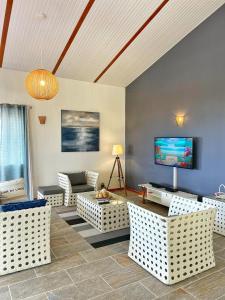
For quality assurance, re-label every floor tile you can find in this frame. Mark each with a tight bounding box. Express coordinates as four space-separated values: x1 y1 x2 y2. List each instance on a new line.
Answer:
51 221 72 235
111 253 135 267
184 271 225 300
214 236 225 252
47 277 111 300
47 284 85 300
214 233 222 239
63 231 87 244
79 243 126 262
157 288 195 300
51 241 92 258
0 286 11 300
140 273 198 297
50 227 76 239
75 276 112 298
0 269 36 288
215 249 225 261
93 282 155 300
50 236 69 248
102 264 149 289
10 270 72 300
51 218 67 226
67 257 122 282
35 254 86 276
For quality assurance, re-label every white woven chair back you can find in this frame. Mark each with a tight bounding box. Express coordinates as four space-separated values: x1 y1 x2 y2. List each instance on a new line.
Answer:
168 196 210 216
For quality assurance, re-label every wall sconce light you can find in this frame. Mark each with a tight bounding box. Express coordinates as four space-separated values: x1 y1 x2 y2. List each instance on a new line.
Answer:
176 115 185 127
38 115 46 125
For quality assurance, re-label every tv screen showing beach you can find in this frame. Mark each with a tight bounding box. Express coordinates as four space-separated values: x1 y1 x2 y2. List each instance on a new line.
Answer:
155 137 193 169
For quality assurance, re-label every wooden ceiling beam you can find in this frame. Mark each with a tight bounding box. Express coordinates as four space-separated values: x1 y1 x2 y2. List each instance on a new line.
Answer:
0 0 13 67
94 0 170 83
52 0 95 75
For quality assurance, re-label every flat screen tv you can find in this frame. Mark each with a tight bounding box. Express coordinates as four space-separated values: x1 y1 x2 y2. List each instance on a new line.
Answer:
154 137 194 169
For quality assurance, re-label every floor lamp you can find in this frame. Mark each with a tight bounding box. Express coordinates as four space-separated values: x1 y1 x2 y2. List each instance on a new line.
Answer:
107 144 127 195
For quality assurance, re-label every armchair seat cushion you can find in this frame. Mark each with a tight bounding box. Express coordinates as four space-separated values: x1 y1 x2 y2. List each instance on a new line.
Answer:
72 184 94 193
38 185 64 195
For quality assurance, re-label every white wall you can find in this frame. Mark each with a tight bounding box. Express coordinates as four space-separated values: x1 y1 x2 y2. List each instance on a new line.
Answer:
0 69 125 191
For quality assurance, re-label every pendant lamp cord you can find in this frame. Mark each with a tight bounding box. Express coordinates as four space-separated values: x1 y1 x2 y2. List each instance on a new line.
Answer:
41 49 43 69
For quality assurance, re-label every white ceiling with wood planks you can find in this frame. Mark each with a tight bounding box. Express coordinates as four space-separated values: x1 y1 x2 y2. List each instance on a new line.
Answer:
0 0 225 87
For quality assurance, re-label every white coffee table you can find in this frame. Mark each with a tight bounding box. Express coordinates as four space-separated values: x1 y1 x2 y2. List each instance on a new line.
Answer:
77 191 129 233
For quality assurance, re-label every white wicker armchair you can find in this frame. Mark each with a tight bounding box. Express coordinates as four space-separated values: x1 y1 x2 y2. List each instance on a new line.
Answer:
128 197 216 285
0 205 51 275
58 171 99 207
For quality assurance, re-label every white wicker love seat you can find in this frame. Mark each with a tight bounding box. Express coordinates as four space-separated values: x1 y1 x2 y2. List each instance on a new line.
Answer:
58 171 99 207
0 205 51 275
128 197 216 285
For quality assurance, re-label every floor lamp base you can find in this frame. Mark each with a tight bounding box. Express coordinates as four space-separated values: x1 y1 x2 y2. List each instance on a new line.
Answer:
107 156 127 196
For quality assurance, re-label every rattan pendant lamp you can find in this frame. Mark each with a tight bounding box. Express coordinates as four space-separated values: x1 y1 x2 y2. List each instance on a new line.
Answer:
25 69 58 100
25 13 59 101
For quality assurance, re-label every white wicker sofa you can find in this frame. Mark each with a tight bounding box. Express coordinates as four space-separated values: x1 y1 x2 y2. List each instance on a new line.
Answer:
0 205 51 275
58 171 99 207
128 197 216 285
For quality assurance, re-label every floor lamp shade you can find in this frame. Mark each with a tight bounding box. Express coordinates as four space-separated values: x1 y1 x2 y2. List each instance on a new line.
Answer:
25 69 59 100
112 144 123 156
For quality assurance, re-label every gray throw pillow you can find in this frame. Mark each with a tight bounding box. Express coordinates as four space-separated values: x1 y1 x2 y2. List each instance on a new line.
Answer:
67 172 87 186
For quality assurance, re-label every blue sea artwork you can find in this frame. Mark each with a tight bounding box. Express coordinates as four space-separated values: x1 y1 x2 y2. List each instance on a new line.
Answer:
61 110 100 152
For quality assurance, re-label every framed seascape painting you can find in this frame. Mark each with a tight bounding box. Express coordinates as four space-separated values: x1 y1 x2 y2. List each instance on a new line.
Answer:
61 110 100 152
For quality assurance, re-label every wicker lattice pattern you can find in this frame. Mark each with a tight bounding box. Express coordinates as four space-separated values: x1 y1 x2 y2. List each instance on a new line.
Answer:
58 171 99 207
0 206 51 275
168 195 208 216
37 191 63 207
77 192 129 233
203 197 225 236
128 198 216 285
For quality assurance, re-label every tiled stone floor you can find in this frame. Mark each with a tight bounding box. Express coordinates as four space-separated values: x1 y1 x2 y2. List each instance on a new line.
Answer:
1 191 225 299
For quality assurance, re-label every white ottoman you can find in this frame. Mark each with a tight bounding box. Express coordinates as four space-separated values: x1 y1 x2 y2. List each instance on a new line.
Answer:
37 185 64 207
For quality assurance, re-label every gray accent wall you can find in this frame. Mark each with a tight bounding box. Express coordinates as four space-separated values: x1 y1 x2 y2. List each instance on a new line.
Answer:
126 5 225 195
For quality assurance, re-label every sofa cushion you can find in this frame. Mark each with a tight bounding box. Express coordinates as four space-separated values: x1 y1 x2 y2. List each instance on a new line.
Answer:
38 185 64 195
72 184 94 193
67 172 87 186
0 199 47 212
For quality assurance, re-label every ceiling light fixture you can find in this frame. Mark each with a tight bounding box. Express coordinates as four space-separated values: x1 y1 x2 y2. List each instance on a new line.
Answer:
25 13 59 101
25 69 58 100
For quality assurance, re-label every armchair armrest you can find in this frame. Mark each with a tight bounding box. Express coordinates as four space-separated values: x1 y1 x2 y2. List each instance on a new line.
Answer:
86 171 99 191
57 173 72 193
